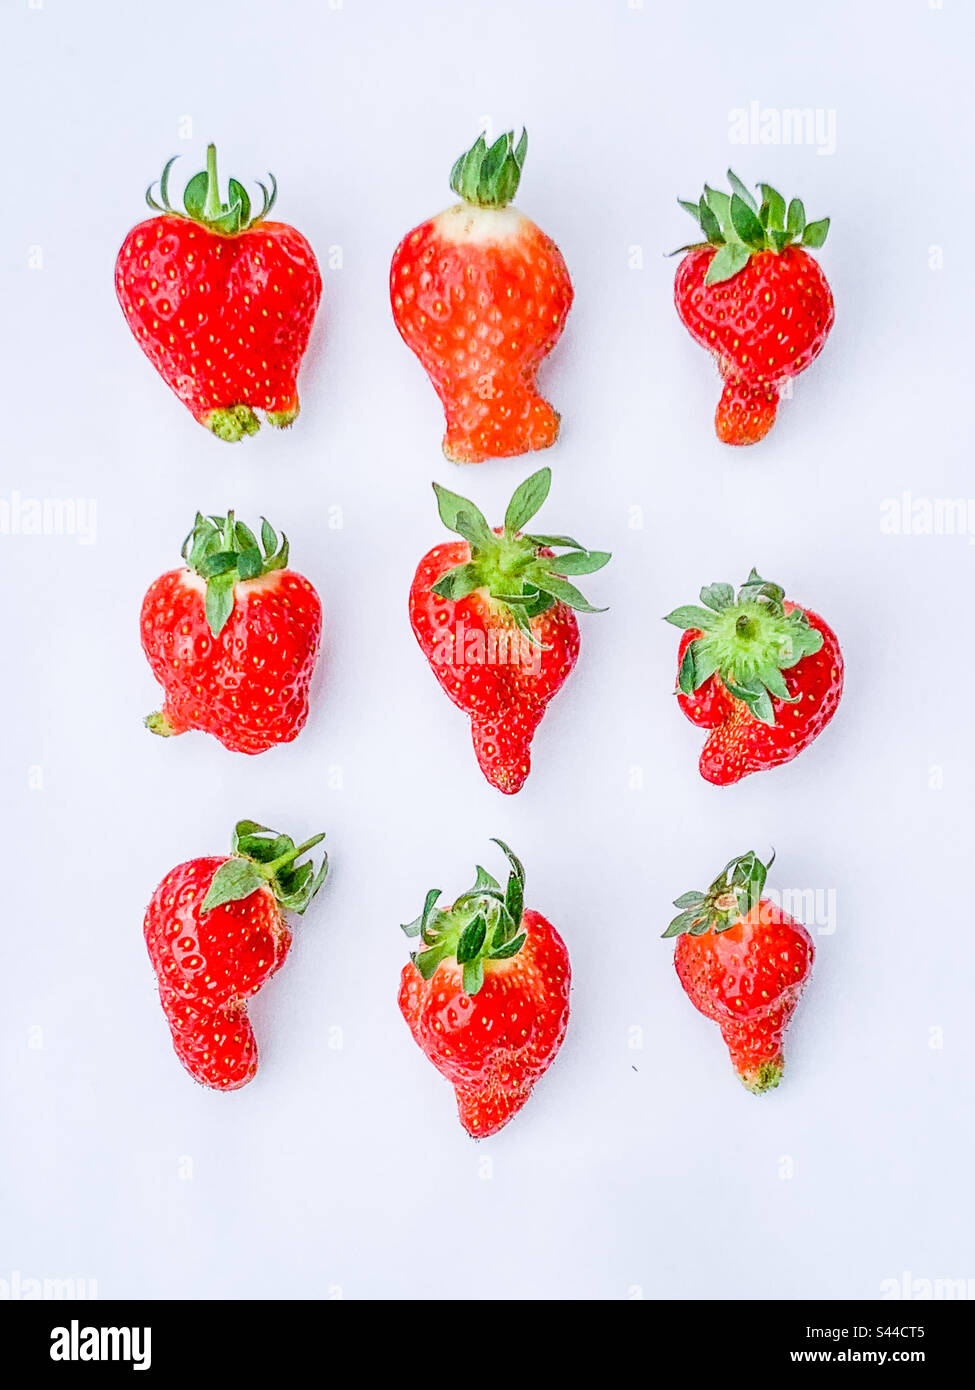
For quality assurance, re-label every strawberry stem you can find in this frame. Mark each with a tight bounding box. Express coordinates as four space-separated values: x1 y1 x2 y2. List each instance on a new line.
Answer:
203 143 222 221
265 833 326 875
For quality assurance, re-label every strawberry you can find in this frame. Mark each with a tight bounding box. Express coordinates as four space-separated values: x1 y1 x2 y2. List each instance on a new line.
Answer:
144 821 327 1090
390 129 573 463
665 850 814 1093
141 512 322 754
665 569 842 785
116 144 321 441
409 467 609 793
399 841 570 1136
673 172 834 445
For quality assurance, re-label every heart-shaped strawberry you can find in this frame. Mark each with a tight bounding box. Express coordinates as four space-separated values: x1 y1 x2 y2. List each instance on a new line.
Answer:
116 145 322 441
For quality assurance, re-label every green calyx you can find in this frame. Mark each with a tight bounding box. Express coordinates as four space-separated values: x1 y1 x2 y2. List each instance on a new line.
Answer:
430 466 610 641
449 129 528 209
201 820 328 915
674 170 830 284
182 511 290 638
664 568 823 727
401 840 527 997
146 143 278 235
663 850 773 939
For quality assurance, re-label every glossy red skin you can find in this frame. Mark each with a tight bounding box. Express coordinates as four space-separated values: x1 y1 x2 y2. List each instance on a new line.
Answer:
116 214 321 425
676 603 843 785
141 568 322 755
674 245 834 444
409 537 579 793
390 206 573 462
675 900 814 1087
399 907 570 1137
144 856 291 1090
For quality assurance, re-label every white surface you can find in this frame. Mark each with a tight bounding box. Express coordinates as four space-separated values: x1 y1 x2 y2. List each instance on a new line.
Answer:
2 0 973 1301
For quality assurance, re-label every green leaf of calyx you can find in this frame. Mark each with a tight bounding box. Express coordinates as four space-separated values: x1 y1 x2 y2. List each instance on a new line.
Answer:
664 605 716 631
456 916 487 964
703 185 731 225
504 467 551 535
530 570 606 613
183 170 207 220
431 562 482 601
432 482 493 547
489 932 526 960
726 170 758 212
201 858 265 911
415 944 450 980
758 184 786 230
801 217 830 248
730 194 766 249
705 241 751 285
673 891 705 909
462 957 485 996
699 582 735 612
786 198 806 236
697 198 724 246
544 548 611 576
205 576 235 637
400 889 442 945
471 865 502 895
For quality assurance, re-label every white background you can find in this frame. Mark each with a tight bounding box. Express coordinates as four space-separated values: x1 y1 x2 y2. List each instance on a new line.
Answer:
2 0 973 1301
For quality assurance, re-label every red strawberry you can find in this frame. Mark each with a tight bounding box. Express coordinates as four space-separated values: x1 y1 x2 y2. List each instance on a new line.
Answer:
673 172 834 445
144 821 327 1090
116 144 321 441
665 850 814 1093
390 129 573 463
141 512 322 754
409 467 609 793
398 841 570 1136
665 569 842 785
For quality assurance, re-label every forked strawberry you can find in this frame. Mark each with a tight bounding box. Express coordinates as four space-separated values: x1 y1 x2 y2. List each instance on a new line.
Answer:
399 841 570 1136
665 569 842 784
141 512 322 754
664 850 814 1093
116 144 321 441
390 129 573 462
409 467 609 793
144 821 327 1090
673 171 834 445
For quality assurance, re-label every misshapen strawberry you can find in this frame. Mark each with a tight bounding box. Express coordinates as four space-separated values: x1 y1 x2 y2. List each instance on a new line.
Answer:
141 512 322 754
674 172 834 445
116 144 321 441
665 850 814 1093
390 130 573 463
399 841 570 1136
144 821 327 1090
410 467 609 793
665 569 842 785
